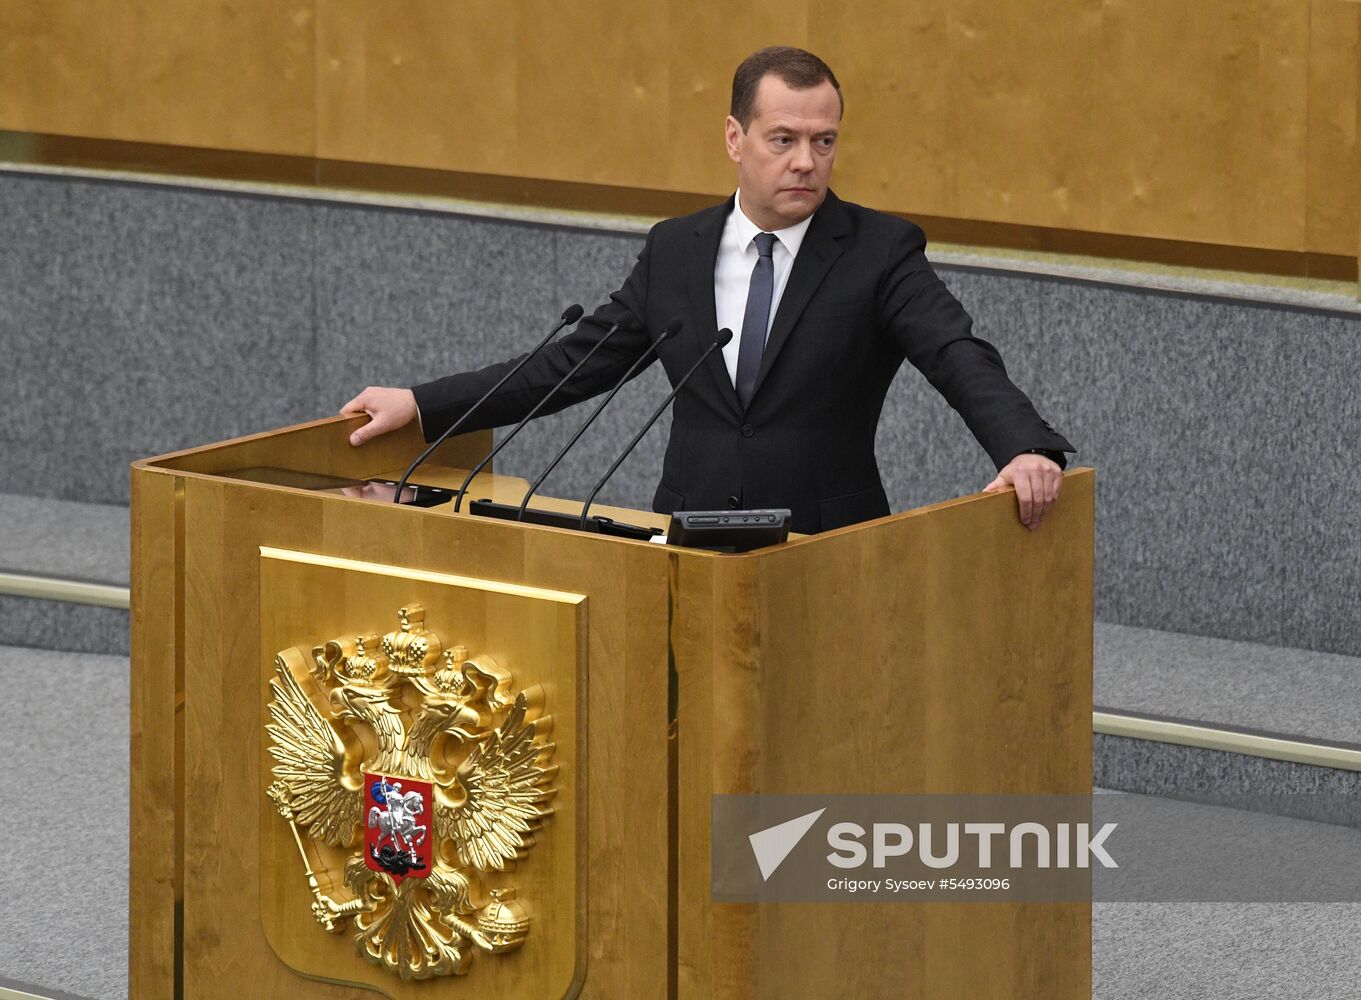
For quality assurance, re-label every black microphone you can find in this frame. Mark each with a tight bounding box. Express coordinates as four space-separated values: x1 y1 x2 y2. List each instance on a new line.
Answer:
452 320 628 512
391 304 583 503
516 318 682 520
577 328 732 531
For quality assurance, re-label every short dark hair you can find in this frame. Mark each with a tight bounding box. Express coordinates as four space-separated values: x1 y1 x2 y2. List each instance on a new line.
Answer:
730 46 843 131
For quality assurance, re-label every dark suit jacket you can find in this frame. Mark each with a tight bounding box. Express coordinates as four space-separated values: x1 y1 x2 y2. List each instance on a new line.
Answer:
412 190 1074 534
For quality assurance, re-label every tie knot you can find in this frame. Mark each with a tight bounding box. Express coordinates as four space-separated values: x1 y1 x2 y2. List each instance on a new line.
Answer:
753 232 777 258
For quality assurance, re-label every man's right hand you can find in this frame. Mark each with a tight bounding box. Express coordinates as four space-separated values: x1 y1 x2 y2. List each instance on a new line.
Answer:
339 387 418 446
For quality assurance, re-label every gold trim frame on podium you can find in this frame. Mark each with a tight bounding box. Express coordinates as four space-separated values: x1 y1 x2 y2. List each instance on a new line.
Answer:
131 414 1093 999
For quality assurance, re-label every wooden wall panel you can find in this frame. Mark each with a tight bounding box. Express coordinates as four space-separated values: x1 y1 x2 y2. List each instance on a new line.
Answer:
1092 0 1311 249
813 2 1106 230
660 3 811 194
509 0 672 188
0 0 1357 264
315 0 517 174
0 0 315 155
1309 0 1361 255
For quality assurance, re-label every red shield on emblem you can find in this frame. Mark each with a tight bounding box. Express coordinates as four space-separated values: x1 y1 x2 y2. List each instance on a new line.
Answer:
364 773 434 883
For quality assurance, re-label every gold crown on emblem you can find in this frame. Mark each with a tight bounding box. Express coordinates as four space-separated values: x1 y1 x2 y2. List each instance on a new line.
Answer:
434 645 473 696
381 605 443 677
330 634 388 685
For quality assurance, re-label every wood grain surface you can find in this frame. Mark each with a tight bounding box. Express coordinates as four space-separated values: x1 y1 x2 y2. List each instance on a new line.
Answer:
132 419 1093 998
133 420 677 998
673 471 1095 998
1 1 1356 263
128 469 180 999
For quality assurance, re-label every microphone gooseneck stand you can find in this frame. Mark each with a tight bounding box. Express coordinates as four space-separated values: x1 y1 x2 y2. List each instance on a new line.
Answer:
452 321 627 513
577 328 732 532
515 319 682 521
390 304 584 503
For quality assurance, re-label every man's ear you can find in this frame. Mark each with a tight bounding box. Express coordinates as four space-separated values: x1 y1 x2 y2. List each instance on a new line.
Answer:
723 115 743 164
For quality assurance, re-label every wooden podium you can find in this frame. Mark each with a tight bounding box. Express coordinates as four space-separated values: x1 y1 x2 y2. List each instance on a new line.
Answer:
130 415 1093 999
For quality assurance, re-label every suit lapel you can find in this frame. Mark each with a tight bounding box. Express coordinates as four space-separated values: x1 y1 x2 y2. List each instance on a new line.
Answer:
687 196 743 419
750 191 849 404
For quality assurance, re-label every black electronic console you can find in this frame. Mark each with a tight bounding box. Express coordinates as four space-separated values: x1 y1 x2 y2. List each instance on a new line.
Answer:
666 509 791 552
468 499 663 541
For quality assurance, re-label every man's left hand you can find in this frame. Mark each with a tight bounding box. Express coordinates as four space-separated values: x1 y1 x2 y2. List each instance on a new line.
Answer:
983 453 1063 531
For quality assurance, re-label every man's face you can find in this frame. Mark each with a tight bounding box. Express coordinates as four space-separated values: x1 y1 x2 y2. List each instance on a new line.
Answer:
724 74 841 231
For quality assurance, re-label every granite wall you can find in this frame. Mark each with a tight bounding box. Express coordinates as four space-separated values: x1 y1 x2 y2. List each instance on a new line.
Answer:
3 170 1359 656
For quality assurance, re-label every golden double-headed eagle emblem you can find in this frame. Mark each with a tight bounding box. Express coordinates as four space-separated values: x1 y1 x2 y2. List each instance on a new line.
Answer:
265 605 556 981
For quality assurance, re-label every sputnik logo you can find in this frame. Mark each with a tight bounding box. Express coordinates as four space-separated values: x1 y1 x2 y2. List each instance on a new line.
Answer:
748 808 826 882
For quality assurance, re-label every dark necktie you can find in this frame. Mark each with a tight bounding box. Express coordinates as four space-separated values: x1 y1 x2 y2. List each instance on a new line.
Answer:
735 231 777 409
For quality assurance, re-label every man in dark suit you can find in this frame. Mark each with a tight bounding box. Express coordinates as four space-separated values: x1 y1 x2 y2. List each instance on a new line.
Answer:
343 46 1073 534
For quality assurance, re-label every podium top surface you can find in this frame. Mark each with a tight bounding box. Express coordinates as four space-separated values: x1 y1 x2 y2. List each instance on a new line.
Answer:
133 414 1092 560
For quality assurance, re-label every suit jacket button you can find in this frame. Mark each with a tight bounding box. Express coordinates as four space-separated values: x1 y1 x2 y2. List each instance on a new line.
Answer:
727 495 740 509
741 423 754 437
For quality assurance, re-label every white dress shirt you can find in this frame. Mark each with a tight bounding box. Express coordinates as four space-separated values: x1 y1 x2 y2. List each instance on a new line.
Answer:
713 190 814 387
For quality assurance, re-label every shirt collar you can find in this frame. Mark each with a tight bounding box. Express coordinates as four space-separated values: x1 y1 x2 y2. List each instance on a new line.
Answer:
732 189 814 258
